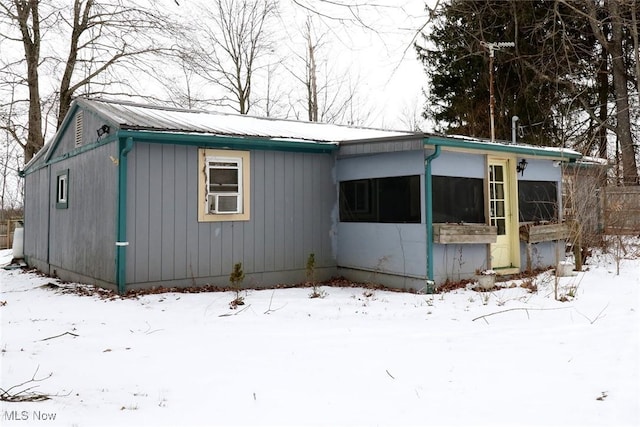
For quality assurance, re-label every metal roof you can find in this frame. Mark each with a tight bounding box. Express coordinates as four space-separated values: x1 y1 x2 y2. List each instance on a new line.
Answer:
77 97 419 144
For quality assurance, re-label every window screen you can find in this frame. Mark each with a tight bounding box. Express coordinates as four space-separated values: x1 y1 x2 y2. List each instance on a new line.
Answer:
206 158 242 214
432 175 485 223
340 175 421 223
518 180 558 222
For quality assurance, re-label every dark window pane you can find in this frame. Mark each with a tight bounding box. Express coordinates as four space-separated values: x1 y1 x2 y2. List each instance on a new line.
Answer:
518 181 558 222
432 176 485 223
210 168 238 186
340 175 421 223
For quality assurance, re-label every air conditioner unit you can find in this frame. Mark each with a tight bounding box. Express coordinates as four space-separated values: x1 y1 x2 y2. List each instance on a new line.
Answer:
208 194 239 214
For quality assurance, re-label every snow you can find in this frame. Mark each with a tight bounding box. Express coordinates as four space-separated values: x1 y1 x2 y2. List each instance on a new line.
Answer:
81 98 417 144
1 247 639 426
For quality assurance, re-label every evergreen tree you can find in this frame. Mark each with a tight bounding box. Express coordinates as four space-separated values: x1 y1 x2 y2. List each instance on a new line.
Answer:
415 0 626 153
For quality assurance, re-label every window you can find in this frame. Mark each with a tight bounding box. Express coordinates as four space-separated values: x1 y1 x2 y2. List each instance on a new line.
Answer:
340 175 421 223
207 158 241 214
432 176 485 223
198 149 250 222
56 169 69 209
518 180 558 222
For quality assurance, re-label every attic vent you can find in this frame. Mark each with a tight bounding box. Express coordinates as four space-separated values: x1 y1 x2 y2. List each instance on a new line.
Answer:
74 112 83 146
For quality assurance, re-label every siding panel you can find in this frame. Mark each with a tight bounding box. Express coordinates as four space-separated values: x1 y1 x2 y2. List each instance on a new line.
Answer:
273 153 286 270
45 142 118 283
252 151 265 272
133 143 151 283
161 144 176 280
126 144 336 288
148 145 163 282
263 151 275 270
173 145 188 279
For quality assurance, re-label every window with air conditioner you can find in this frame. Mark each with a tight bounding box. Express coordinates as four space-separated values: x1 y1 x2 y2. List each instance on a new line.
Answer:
198 149 250 222
207 158 241 214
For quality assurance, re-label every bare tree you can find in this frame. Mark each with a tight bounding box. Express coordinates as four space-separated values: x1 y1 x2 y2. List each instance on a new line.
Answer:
0 1 45 162
186 0 278 115
579 0 638 185
0 0 181 162
305 18 318 122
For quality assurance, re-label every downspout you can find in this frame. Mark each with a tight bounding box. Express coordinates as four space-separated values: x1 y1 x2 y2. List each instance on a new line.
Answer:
425 144 441 284
116 136 134 294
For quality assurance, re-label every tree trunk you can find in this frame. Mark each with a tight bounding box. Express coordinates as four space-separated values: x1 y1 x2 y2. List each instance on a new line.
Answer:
609 0 638 185
597 23 608 161
16 0 44 162
306 19 318 122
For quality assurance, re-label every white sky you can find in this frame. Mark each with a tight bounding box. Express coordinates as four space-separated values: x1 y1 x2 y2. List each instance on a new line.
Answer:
162 0 432 131
277 0 431 130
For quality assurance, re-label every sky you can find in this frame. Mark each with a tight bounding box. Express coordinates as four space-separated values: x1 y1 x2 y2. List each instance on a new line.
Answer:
277 0 432 130
162 0 433 131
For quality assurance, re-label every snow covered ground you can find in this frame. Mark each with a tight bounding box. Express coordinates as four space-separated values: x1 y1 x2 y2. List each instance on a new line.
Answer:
1 246 638 426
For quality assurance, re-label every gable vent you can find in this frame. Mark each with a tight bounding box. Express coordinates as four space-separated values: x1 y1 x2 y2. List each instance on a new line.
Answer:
74 112 83 146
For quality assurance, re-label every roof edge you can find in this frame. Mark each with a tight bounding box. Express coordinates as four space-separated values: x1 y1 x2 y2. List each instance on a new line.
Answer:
116 130 339 153
424 134 582 160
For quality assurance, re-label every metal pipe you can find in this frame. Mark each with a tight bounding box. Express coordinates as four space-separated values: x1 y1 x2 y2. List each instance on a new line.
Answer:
512 116 519 144
116 136 134 294
425 144 442 284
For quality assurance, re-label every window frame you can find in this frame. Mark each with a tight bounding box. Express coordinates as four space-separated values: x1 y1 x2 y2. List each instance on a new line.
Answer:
517 180 559 223
56 169 69 209
432 175 486 224
339 175 421 223
198 149 250 222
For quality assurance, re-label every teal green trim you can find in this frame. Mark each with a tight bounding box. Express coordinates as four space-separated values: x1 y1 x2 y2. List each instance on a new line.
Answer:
425 135 581 161
116 137 134 294
116 130 338 153
55 169 69 209
43 104 81 164
425 145 441 282
22 136 117 176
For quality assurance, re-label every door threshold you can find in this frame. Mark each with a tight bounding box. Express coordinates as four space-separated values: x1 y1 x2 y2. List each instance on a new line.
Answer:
493 267 520 275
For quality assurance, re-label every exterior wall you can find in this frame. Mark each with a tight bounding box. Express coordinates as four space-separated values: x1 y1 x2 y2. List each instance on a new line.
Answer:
336 150 427 289
24 167 51 271
517 159 565 269
48 107 115 159
23 110 119 286
516 158 563 224
124 142 337 289
48 142 119 284
519 241 564 270
430 152 566 284
430 151 490 284
338 137 424 156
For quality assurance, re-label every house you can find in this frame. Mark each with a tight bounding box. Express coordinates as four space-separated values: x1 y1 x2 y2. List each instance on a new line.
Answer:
22 98 582 293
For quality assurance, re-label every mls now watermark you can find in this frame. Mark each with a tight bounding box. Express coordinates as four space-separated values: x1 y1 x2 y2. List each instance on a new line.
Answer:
2 410 58 422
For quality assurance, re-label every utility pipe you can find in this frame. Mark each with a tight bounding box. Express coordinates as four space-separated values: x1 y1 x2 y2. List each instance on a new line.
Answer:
512 116 519 144
116 136 134 294
424 144 442 284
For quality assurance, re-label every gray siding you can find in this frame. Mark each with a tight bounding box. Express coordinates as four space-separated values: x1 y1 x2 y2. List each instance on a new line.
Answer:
24 167 51 268
336 150 427 287
24 141 119 284
49 107 115 159
338 137 423 156
125 143 336 288
48 142 119 283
